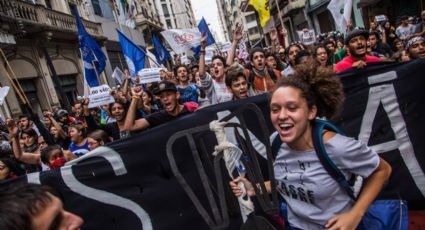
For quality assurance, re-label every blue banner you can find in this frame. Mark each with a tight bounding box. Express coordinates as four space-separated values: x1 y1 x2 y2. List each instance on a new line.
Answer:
192 17 216 55
116 29 146 77
152 35 171 64
76 10 106 87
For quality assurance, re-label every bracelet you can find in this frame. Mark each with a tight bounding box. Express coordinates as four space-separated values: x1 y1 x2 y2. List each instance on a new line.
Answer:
200 50 205 55
132 96 140 100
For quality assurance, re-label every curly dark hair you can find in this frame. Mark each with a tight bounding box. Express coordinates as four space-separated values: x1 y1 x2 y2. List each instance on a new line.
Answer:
270 60 344 120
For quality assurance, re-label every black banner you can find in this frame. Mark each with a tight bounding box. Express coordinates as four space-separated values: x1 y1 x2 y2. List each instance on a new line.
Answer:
6 59 425 229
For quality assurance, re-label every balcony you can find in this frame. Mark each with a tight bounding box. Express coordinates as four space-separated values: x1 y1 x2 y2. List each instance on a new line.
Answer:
0 0 103 39
282 0 307 16
135 13 163 31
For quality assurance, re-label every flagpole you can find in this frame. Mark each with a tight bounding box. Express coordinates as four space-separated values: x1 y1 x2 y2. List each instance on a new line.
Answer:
274 0 288 47
111 0 124 31
91 60 101 84
0 48 30 105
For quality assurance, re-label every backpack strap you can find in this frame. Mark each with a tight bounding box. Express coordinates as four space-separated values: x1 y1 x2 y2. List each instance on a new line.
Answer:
266 68 277 83
311 119 356 200
271 133 282 161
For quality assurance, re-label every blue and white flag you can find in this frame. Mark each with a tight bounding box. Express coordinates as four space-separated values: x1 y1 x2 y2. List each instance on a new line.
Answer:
116 29 146 77
153 35 171 64
192 18 216 54
76 10 106 87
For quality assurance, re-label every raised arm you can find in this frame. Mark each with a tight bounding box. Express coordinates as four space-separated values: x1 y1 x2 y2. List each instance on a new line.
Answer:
226 25 244 66
198 33 208 79
123 86 150 132
270 29 278 54
6 118 40 165
46 111 67 140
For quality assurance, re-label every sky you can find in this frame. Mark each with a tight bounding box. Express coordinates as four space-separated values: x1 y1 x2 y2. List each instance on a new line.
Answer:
191 0 225 42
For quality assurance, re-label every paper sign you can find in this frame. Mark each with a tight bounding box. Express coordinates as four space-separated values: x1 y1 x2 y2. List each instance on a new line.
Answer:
180 55 190 65
0 86 10 106
88 84 115 108
375 15 387 22
138 68 161 84
111 67 126 85
205 49 214 64
297 29 316 45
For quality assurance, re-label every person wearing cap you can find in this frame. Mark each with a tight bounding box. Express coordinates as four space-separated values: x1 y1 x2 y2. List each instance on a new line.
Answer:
123 80 198 133
405 36 425 59
396 16 415 41
226 25 283 94
334 29 381 73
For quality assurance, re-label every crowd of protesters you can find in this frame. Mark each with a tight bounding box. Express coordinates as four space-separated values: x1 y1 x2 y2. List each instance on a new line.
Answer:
0 12 423 182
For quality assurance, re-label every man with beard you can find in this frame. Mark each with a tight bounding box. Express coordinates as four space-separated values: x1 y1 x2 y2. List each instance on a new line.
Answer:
227 26 283 94
124 80 198 132
335 29 381 73
174 64 200 103
406 36 425 59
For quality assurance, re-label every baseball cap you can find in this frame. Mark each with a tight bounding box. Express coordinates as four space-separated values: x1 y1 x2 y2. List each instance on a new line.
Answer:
153 80 177 95
344 29 369 45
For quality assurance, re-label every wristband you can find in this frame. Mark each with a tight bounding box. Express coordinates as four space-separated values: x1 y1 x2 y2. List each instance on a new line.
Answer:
132 96 141 100
199 50 205 55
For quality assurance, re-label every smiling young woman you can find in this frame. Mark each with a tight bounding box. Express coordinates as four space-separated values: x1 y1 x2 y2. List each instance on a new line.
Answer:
230 60 391 230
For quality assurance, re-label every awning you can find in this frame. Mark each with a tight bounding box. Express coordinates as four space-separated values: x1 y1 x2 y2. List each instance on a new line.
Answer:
357 0 381 8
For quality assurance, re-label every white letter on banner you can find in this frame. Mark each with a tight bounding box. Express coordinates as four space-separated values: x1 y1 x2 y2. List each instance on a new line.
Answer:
61 146 153 230
358 71 425 196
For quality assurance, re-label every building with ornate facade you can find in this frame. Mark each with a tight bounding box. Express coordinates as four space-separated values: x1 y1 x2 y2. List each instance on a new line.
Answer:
155 0 196 30
0 0 106 117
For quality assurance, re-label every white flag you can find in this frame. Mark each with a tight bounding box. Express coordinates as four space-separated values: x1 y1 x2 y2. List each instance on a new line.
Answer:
161 29 201 54
146 50 159 68
327 0 353 32
0 86 9 106
111 67 126 85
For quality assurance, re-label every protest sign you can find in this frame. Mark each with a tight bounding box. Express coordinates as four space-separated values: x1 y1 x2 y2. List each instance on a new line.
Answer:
138 68 161 84
205 49 214 64
297 29 316 45
180 55 190 65
0 86 10 106
375 15 387 22
88 84 115 108
111 67 126 85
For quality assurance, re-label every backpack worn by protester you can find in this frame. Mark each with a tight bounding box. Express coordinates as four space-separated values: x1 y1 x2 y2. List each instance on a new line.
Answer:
271 119 408 230
247 68 278 86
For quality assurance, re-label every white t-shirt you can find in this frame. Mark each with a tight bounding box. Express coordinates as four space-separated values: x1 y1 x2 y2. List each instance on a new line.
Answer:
273 133 380 230
396 25 415 40
199 73 233 105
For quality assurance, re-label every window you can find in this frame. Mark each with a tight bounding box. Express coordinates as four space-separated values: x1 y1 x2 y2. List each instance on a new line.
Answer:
246 14 256 23
162 4 169 17
45 0 52 9
92 0 103 17
166 19 172 28
248 27 259 35
69 3 78 16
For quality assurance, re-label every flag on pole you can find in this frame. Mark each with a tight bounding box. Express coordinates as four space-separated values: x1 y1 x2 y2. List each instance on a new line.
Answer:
249 0 271 27
75 9 106 87
161 28 202 54
152 35 171 64
327 0 353 32
192 18 216 54
116 29 146 77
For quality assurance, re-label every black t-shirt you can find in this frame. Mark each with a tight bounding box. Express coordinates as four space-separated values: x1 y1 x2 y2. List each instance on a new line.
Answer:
145 106 190 128
373 43 393 57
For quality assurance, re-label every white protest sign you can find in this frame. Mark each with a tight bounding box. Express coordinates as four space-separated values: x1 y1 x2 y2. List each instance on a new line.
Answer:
0 86 10 106
297 29 316 45
375 15 387 22
88 84 115 108
205 49 214 64
138 68 161 84
180 55 190 65
111 67 126 85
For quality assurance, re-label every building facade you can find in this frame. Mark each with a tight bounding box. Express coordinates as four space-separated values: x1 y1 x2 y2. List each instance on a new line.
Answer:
0 0 106 117
155 0 196 30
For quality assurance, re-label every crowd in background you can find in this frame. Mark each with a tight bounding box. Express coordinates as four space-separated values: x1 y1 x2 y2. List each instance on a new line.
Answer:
0 11 424 181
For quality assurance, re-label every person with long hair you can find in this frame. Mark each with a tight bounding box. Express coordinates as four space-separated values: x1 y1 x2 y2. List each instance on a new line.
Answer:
230 60 391 229
313 45 333 67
